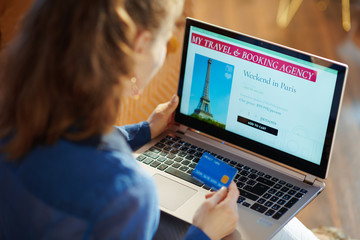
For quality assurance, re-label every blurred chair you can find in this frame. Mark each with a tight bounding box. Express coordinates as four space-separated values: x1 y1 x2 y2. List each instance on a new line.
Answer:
276 0 351 31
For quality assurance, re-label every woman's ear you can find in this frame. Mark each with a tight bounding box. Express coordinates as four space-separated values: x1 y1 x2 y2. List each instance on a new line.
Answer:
133 30 153 54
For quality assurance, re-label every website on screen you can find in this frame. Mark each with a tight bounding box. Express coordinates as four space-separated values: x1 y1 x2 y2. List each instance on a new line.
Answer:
180 26 339 165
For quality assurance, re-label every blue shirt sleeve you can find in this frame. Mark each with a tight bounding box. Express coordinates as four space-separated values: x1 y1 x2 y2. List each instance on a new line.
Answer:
184 225 210 240
92 176 160 240
115 121 151 151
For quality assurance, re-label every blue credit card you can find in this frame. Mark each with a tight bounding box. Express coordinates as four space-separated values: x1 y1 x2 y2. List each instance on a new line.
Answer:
191 152 238 190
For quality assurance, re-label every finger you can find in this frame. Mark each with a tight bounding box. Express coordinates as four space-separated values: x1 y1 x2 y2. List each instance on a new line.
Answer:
223 182 240 203
205 191 216 199
207 186 227 206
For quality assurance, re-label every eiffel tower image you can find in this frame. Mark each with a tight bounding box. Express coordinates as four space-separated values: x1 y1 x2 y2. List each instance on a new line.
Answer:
193 58 213 119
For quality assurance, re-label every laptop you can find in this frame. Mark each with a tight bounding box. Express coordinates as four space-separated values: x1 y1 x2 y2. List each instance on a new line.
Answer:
134 18 348 240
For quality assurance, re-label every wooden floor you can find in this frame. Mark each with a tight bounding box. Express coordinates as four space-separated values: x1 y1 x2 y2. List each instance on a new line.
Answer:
191 0 360 238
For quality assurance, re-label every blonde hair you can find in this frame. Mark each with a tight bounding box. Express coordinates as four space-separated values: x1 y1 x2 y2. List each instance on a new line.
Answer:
0 0 184 161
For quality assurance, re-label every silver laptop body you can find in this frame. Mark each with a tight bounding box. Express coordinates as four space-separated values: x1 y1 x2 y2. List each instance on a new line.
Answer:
134 18 348 240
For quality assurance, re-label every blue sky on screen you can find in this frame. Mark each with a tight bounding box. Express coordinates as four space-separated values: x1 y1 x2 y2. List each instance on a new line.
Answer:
189 54 234 124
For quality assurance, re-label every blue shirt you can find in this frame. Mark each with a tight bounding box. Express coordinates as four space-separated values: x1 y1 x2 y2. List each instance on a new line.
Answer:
0 122 209 240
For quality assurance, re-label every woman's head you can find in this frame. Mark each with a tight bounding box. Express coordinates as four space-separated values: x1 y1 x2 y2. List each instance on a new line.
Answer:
124 0 184 96
0 0 184 160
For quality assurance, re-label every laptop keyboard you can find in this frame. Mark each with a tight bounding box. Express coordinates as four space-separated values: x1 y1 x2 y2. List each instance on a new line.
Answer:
136 135 308 220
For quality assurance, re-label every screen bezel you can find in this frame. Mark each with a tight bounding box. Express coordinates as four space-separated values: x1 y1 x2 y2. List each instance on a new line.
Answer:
175 18 347 179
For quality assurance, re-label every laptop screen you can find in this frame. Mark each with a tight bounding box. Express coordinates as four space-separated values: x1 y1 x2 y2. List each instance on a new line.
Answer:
175 18 347 179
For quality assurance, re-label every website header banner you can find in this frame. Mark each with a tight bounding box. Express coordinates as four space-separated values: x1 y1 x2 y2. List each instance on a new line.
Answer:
191 33 317 82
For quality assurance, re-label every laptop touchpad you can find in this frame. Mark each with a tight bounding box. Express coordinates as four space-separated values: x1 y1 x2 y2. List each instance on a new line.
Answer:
153 174 197 211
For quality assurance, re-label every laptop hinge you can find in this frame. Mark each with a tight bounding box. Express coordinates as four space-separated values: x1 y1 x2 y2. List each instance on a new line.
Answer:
176 125 188 135
303 174 316 185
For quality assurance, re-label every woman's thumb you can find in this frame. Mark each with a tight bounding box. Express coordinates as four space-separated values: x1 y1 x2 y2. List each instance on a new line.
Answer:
167 95 179 112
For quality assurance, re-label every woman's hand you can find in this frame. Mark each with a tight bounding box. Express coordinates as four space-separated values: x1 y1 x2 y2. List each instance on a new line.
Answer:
147 95 179 139
192 182 240 240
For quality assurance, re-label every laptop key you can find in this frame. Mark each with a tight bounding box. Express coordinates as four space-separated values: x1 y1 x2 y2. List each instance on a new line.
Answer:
163 146 172 151
300 189 308 194
270 196 279 202
150 161 161 168
144 151 159 159
240 190 259 201
239 176 248 183
149 147 161 153
244 182 269 196
285 197 299 208
278 180 286 185
236 182 244 188
243 166 251 171
157 164 168 171
275 191 284 197
174 157 183 162
203 185 211 190
166 153 176 159
251 203 268 213
257 177 275 186
165 167 203 187
164 160 174 165
187 149 196 154
142 158 153 165
182 160 191 165
170 149 179 154
283 194 291 200
189 163 197 168
240 170 249 176
179 166 189 172
265 209 275 216
248 173 257 179
172 163 181 168
271 177 279 182
223 158 231 163
136 155 146 161
159 151 168 156
178 152 187 157
157 156 166 162
247 179 256 186
272 207 288 220
172 143 182 149
155 142 165 148
237 197 246 203
295 193 304 198
272 204 281 210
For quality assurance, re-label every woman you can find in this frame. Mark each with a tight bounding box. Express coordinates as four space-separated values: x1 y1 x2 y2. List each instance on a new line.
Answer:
0 0 239 239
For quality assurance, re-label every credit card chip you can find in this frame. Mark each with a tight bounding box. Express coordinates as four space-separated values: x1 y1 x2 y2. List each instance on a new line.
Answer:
221 175 230 184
